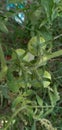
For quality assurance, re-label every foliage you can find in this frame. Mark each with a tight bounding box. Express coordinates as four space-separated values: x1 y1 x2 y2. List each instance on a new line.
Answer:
0 0 62 130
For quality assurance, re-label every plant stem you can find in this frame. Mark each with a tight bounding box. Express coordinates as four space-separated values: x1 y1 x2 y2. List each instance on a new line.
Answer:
0 43 6 68
4 106 26 130
48 50 62 60
0 43 8 81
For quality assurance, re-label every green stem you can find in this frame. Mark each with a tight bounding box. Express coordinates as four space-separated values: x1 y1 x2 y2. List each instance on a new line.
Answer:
0 44 6 68
48 50 62 60
35 50 62 68
4 106 26 130
0 44 7 81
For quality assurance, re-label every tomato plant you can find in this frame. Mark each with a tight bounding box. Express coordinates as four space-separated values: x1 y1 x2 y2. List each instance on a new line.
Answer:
0 0 62 130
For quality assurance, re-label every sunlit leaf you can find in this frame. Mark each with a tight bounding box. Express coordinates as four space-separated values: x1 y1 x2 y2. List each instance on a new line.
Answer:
43 81 50 88
23 52 34 62
43 71 51 80
12 48 25 60
16 48 25 57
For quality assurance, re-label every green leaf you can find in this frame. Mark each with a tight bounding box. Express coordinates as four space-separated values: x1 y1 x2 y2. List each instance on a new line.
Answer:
0 84 9 99
48 84 60 106
43 81 50 88
54 0 61 4
43 71 51 80
12 48 25 60
7 69 19 92
0 21 8 33
43 71 51 89
12 94 24 108
32 79 42 88
23 52 34 62
51 8 58 21
0 66 8 81
16 49 25 57
31 7 42 25
39 19 47 28
40 27 52 41
41 0 54 19
36 95 43 106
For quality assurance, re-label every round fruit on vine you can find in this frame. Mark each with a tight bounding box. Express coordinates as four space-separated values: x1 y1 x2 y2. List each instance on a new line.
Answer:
28 36 46 56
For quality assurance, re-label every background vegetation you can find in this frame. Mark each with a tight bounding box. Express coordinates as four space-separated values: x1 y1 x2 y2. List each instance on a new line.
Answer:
0 0 62 130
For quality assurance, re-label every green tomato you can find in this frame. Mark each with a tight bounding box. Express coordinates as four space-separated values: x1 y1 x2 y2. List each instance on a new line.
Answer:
28 36 45 56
